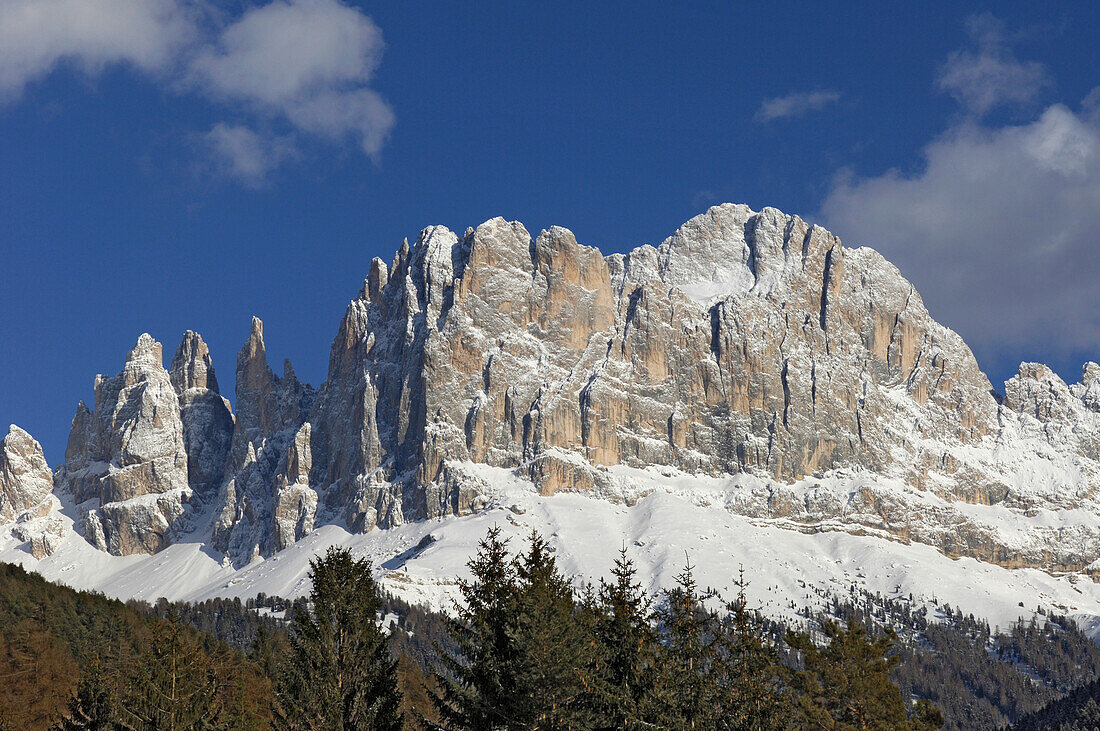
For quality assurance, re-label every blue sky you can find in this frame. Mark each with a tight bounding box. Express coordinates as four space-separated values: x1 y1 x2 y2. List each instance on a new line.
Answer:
2 1 1099 462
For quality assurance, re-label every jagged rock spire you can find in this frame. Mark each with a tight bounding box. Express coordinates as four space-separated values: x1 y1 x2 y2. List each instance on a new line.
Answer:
54 333 189 556
171 331 233 504
0 425 53 523
171 330 220 394
212 317 316 564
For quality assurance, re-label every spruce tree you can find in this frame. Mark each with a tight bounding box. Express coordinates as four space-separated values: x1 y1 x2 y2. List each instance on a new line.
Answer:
52 659 116 730
248 624 287 680
653 559 725 730
275 546 402 731
715 569 788 730
508 531 594 729
585 546 661 730
431 526 520 730
117 617 220 730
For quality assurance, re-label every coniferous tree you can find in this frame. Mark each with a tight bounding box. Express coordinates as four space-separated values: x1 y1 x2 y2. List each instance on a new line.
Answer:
52 659 116 730
212 647 277 731
508 531 594 729
654 559 726 730
117 617 220 730
397 652 439 728
789 620 941 730
431 526 520 730
585 546 661 730
714 569 789 730
0 620 79 729
275 547 402 731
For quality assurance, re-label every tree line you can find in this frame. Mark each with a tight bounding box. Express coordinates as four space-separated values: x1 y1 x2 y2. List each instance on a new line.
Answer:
3 527 943 729
423 527 940 730
3 527 1095 729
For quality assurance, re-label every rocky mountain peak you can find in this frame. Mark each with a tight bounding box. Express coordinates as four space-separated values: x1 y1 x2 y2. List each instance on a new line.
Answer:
648 203 762 300
8 204 1100 577
365 257 388 303
171 330 233 504
232 317 311 445
1083 362 1100 412
55 333 190 555
242 316 266 363
212 318 315 562
171 330 219 394
124 333 164 371
1005 362 1075 422
0 425 53 523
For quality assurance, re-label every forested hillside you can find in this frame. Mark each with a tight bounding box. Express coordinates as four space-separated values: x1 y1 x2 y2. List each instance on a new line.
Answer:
1013 677 1100 730
0 562 272 729
809 589 1100 729
4 530 1100 729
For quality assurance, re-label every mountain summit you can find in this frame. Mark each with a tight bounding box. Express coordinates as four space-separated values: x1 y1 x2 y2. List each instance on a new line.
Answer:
3 204 1100 617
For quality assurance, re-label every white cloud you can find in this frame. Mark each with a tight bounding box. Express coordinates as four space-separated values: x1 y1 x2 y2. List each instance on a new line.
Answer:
204 123 296 184
189 0 393 156
0 0 394 178
937 13 1050 116
282 88 393 156
756 90 840 122
1083 86 1100 122
0 0 195 97
821 102 1100 367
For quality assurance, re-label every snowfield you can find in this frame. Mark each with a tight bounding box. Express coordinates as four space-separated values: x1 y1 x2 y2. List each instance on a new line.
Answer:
4 464 1099 640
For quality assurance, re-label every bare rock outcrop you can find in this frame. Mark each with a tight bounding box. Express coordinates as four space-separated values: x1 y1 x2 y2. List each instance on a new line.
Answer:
54 334 190 555
0 425 53 523
213 317 315 563
1002 362 1100 462
170 331 233 502
273 423 317 551
1082 362 1100 413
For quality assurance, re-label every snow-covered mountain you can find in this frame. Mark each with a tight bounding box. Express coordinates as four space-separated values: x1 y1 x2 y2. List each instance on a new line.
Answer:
4 204 1100 634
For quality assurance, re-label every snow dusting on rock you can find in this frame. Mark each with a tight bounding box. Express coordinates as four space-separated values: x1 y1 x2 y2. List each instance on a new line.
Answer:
4 203 1100 638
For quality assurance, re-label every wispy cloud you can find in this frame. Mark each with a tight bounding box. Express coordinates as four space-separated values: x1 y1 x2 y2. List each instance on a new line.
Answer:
203 123 297 185
0 0 195 97
936 13 1050 116
820 15 1100 371
756 89 840 122
0 0 394 180
822 97 1100 367
190 0 393 158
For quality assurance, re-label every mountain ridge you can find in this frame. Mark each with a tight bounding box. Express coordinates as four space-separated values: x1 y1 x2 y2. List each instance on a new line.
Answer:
3 203 1100 632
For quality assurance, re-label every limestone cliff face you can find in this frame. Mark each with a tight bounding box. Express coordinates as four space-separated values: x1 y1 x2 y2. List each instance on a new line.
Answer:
12 204 1100 571
171 331 234 501
213 317 316 562
54 334 190 555
308 206 996 513
0 425 53 523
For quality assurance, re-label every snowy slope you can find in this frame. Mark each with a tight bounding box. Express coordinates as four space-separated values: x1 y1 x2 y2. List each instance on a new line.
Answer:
4 465 1097 641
